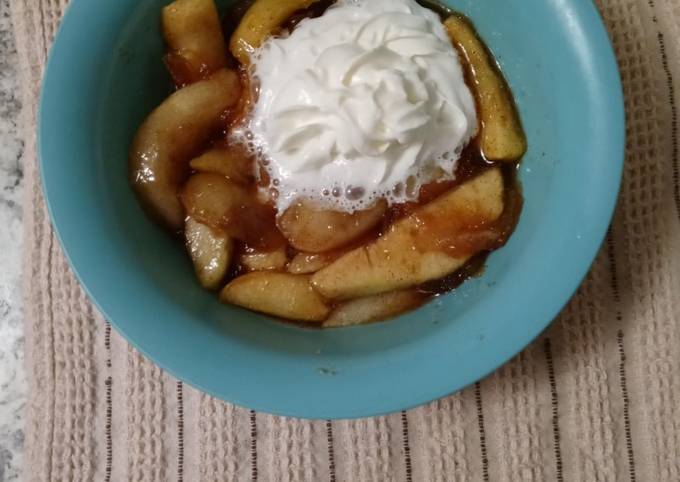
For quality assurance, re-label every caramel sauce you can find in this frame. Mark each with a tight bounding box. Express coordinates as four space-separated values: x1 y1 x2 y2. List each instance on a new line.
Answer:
230 71 255 127
164 51 197 88
415 0 454 19
164 51 224 88
229 201 287 250
281 0 337 30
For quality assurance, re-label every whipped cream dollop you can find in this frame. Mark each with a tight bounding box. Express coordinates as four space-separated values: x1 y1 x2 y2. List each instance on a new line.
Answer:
238 0 477 212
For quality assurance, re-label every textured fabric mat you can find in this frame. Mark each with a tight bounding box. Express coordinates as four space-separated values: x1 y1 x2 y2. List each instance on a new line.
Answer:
12 0 680 480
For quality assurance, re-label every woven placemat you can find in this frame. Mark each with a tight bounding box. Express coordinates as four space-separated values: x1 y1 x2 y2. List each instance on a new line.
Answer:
12 0 680 480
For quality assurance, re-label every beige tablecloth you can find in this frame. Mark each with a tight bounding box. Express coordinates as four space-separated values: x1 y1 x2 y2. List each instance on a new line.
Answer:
12 0 680 480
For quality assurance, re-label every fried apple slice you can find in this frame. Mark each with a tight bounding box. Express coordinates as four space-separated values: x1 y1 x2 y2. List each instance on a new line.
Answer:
181 172 251 232
278 200 386 253
229 0 319 65
181 172 286 249
240 247 288 272
220 272 330 321
189 147 254 185
323 290 426 328
287 252 339 274
162 0 227 85
130 69 241 231
185 217 233 289
312 169 504 300
444 16 526 162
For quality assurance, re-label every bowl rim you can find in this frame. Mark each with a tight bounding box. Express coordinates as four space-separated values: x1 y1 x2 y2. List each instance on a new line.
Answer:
38 0 624 419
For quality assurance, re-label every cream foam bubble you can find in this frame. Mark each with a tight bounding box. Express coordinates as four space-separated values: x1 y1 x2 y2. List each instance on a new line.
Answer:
232 0 477 212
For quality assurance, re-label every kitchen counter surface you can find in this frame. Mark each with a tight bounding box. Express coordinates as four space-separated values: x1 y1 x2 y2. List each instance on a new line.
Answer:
0 0 26 480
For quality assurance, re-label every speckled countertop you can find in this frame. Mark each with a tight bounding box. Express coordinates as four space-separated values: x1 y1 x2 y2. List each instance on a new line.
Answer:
0 0 26 480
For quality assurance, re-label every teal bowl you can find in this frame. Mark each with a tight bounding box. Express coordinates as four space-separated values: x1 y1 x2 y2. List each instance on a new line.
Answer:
40 0 624 419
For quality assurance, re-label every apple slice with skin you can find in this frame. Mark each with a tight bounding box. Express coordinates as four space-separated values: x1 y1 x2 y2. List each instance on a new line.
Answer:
185 217 233 290
278 200 386 253
220 272 330 322
229 0 320 65
129 69 241 231
323 290 426 328
312 168 505 300
444 15 527 162
240 247 288 272
162 0 228 85
189 146 254 185
287 252 340 274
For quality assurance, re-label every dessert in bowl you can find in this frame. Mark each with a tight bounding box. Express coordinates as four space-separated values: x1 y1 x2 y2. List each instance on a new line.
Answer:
39 0 623 417
130 0 527 327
